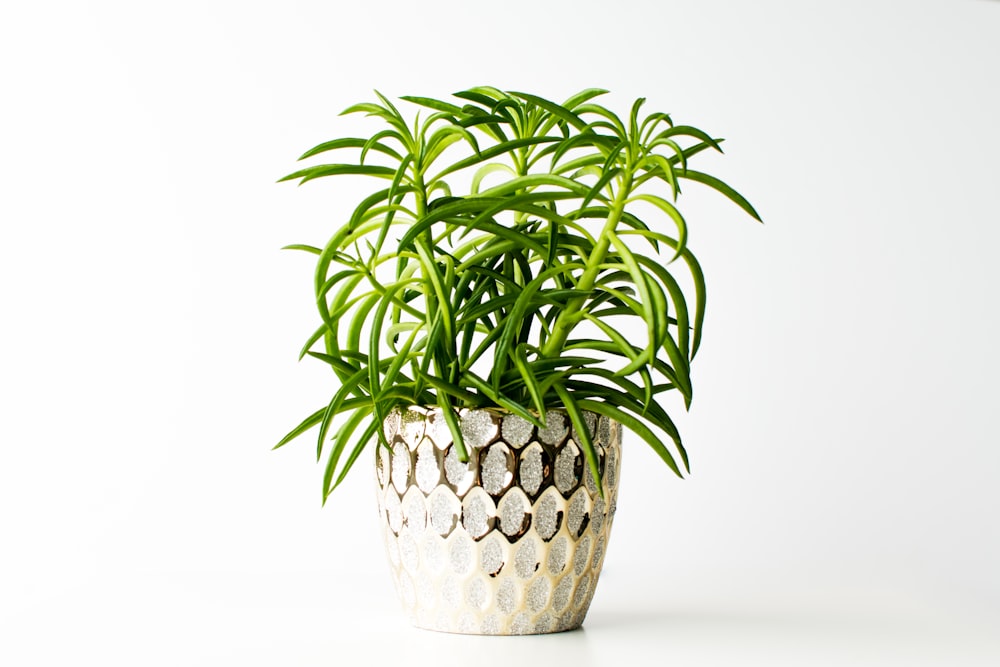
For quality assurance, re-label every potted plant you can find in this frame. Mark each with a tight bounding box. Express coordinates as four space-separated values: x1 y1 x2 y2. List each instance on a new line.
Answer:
275 87 760 634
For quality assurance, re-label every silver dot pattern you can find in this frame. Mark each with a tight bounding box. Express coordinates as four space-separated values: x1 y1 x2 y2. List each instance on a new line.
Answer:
377 406 622 635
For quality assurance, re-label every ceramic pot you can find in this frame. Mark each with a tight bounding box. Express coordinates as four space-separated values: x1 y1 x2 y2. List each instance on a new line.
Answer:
375 406 622 635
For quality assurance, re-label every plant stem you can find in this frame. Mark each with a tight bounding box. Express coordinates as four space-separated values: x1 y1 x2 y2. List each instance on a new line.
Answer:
539 172 633 357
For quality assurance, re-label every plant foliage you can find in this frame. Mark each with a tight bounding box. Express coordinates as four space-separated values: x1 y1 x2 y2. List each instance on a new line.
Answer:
276 87 760 503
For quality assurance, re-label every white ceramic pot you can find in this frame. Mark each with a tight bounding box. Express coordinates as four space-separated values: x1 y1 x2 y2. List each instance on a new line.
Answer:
376 406 622 635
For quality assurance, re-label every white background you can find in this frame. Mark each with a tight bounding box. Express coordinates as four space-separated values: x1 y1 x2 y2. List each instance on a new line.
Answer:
2 0 998 664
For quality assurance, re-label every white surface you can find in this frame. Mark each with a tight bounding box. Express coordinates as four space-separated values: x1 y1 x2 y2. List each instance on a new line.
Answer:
2 0 999 664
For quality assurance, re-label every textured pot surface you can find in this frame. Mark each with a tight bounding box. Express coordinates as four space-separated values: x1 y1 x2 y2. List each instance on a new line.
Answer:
376 406 622 635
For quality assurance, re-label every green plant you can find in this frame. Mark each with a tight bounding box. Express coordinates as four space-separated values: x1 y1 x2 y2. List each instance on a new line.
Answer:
276 87 760 503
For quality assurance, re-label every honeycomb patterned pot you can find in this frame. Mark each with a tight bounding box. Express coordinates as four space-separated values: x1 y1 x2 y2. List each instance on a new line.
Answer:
376 406 622 635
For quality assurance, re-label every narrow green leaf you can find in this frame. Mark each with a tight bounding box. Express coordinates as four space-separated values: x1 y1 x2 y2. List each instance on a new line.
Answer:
553 383 604 499
400 95 464 115
278 163 397 184
461 371 545 428
509 91 587 130
653 125 722 152
627 193 688 261
331 419 380 491
281 244 322 255
429 136 561 182
273 407 325 450
316 367 368 461
321 405 372 504
680 169 762 222
298 136 404 162
437 392 466 461
576 399 683 478
513 343 546 417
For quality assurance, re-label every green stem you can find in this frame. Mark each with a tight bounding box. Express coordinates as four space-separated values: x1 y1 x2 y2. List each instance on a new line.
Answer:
512 145 529 225
411 166 433 399
540 172 633 357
